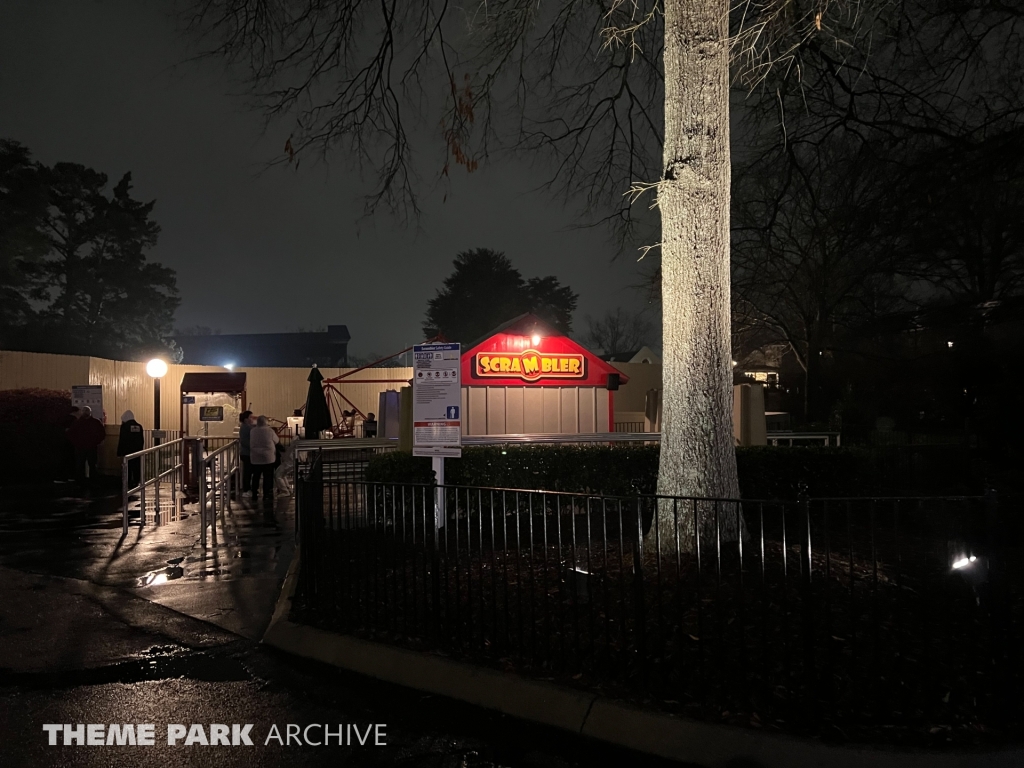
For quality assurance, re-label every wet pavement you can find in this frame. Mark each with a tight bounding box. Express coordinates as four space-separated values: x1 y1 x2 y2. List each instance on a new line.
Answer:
0 480 294 640
0 481 682 767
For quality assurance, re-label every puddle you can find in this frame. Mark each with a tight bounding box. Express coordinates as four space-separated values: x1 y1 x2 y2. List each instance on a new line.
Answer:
136 565 184 587
0 651 253 689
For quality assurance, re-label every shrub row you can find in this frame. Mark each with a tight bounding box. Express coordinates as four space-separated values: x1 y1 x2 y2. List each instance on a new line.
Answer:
364 443 978 499
366 444 659 496
0 388 72 482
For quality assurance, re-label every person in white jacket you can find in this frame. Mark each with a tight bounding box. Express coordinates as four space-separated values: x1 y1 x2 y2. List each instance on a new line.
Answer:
248 415 279 501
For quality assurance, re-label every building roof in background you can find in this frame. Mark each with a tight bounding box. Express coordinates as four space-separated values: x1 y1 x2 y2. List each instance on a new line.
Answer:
600 346 661 364
172 325 350 368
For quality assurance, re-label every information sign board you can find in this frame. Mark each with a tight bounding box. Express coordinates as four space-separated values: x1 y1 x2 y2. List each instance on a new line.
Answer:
199 406 224 422
412 343 462 457
71 385 104 420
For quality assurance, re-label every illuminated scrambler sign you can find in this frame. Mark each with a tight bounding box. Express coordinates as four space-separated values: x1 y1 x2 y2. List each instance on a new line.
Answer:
475 351 585 382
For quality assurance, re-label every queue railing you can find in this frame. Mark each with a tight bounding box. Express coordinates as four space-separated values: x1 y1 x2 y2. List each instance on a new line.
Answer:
121 439 184 535
197 439 241 547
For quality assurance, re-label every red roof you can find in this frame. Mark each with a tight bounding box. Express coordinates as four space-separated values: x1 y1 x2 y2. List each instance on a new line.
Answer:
460 314 627 388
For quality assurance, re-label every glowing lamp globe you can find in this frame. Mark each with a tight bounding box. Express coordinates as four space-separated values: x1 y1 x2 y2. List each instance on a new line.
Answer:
146 359 168 378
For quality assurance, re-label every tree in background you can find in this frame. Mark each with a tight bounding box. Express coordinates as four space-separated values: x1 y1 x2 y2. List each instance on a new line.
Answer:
0 141 49 344
423 249 578 344
583 307 654 355
0 145 180 360
732 139 909 423
900 129 1024 306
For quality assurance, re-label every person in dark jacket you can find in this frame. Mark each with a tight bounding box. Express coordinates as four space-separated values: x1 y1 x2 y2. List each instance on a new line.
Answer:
59 406 81 482
116 410 145 490
67 406 106 486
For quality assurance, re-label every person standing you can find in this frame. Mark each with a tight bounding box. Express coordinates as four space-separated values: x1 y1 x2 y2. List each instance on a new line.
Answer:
363 412 377 438
116 410 145 491
238 411 255 492
58 406 81 482
248 415 279 501
67 406 106 486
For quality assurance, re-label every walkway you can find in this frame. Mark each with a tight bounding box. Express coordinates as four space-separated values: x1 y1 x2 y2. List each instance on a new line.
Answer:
0 481 295 641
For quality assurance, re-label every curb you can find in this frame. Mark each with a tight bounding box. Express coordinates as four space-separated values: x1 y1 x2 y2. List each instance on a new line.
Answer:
263 551 1024 768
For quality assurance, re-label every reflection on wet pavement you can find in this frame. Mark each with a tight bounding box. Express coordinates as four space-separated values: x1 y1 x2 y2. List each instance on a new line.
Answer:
0 647 253 689
0 481 296 639
136 565 184 587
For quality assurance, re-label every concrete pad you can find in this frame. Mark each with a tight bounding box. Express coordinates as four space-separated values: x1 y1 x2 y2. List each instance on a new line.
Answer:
0 566 236 674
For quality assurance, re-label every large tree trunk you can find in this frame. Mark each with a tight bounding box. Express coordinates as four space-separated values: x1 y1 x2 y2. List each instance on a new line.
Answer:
655 0 741 549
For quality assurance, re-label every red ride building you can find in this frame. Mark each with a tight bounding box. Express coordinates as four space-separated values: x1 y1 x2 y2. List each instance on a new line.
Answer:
459 314 628 435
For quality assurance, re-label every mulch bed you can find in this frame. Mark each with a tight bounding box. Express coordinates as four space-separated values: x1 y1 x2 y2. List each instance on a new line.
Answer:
292 512 1023 749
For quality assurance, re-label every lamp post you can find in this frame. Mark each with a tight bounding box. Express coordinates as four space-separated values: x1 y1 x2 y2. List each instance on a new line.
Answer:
146 359 168 441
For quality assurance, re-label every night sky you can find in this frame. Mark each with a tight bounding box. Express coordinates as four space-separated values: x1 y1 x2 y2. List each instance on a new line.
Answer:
0 0 652 357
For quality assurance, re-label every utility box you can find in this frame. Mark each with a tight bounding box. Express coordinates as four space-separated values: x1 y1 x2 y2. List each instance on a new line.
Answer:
378 389 401 440
733 382 767 446
398 386 413 451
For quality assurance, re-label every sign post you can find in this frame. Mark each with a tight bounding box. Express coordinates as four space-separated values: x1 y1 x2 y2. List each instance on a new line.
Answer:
412 342 461 529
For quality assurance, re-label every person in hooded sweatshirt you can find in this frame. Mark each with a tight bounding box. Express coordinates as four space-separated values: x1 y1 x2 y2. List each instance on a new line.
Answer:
116 410 145 490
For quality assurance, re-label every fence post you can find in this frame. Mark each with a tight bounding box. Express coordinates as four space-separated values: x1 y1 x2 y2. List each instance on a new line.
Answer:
139 460 147 527
432 486 442 642
799 494 816 712
633 498 647 686
121 457 129 536
199 454 207 548
154 449 162 526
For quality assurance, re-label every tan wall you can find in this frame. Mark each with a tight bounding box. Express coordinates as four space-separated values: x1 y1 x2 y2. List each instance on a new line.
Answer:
0 350 411 433
461 386 610 435
610 362 663 415
0 350 91 392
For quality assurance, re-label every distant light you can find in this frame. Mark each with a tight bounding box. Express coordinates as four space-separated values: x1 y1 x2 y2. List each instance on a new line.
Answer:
947 341 954 348
952 557 976 570
731 360 737 367
146 359 168 378
531 334 541 345
224 363 235 371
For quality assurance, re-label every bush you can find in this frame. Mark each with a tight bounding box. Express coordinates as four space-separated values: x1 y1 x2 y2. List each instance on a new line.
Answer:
366 444 659 496
0 388 72 482
365 442 987 499
366 444 923 499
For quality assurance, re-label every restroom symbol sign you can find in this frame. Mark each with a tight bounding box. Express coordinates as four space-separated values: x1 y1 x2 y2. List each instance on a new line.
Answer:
446 405 460 420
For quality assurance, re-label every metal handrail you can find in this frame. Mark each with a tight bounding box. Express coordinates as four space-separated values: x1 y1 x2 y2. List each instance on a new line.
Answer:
463 432 660 444
198 438 241 547
121 439 185 535
766 430 841 447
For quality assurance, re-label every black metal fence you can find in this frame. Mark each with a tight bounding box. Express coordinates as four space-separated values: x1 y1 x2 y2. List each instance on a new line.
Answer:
294 460 1022 735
